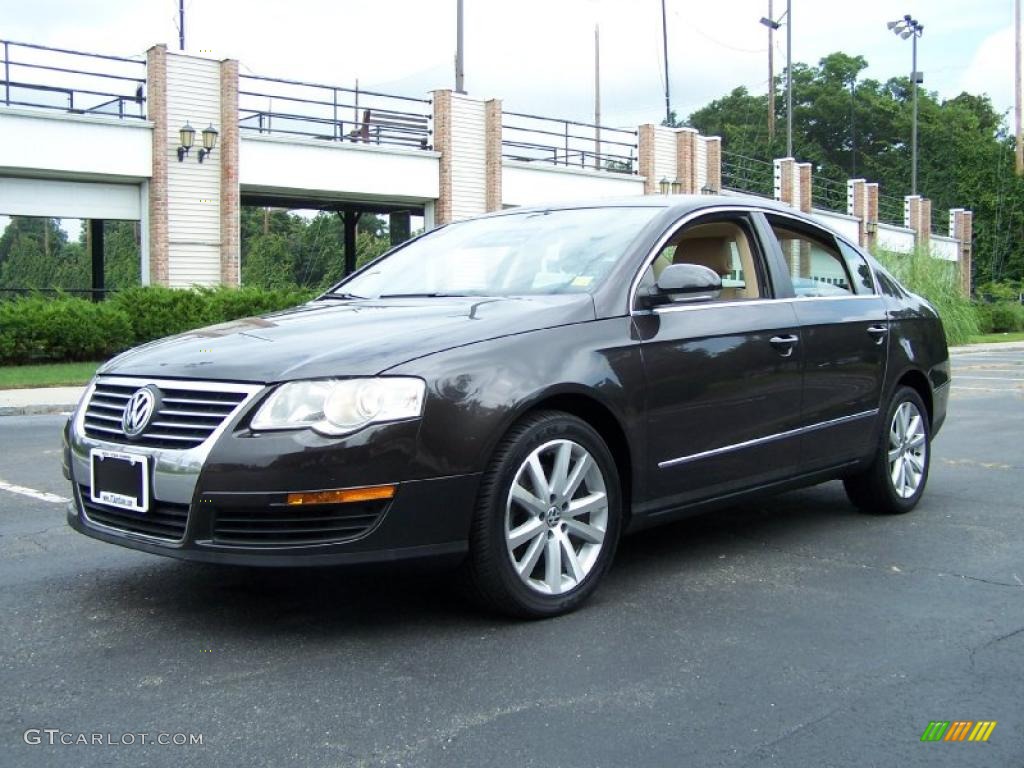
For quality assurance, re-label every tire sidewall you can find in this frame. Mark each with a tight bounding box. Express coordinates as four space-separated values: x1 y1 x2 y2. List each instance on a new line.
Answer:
483 414 622 617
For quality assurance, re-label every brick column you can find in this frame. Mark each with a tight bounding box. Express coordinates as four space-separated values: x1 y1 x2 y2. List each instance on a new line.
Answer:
865 183 879 251
797 162 812 213
219 58 240 286
484 98 503 212
905 195 929 249
774 158 796 206
432 89 453 225
951 209 974 295
676 128 697 193
919 198 932 249
704 136 722 193
638 124 657 194
146 45 169 285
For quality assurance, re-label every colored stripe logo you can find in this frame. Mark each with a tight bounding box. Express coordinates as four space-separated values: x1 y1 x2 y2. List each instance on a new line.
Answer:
921 721 996 742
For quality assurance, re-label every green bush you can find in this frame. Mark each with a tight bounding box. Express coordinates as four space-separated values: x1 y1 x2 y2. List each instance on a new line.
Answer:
987 301 1024 333
0 285 315 365
0 294 132 363
874 248 979 346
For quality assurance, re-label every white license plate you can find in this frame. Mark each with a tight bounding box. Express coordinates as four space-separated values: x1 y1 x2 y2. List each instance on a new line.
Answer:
90 449 149 513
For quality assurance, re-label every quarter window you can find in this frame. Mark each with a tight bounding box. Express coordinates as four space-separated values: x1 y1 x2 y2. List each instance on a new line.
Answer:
838 241 877 295
768 221 854 297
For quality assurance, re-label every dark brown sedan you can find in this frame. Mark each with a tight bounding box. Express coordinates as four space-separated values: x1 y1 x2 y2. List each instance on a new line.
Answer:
65 196 949 618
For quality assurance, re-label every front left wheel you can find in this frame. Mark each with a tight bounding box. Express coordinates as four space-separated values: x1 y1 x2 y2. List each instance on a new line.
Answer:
463 411 622 619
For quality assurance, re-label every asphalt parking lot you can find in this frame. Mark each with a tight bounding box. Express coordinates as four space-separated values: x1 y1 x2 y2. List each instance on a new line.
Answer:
1 346 1022 768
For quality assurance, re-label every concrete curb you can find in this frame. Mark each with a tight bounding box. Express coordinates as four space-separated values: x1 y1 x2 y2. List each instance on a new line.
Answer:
949 341 1024 354
0 404 77 417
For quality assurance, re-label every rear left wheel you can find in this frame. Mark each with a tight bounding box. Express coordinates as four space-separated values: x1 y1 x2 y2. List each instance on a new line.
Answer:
463 411 622 618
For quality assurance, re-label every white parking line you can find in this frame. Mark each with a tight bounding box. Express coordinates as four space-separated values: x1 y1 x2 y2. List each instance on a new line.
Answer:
0 479 69 504
954 375 1024 381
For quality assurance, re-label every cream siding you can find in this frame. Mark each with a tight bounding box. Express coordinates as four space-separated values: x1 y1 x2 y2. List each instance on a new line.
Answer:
449 95 487 221
165 54 221 287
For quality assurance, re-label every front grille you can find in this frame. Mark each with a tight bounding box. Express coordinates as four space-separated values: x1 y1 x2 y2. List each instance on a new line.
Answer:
79 485 189 541
83 379 251 450
212 500 388 547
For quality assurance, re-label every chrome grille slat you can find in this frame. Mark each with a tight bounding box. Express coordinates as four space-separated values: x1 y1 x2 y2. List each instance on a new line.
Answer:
82 378 257 450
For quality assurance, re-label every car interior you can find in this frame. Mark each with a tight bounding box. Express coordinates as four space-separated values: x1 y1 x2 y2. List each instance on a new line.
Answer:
644 220 763 301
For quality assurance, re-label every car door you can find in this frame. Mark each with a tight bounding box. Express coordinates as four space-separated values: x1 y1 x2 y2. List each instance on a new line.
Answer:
632 210 804 514
762 213 888 468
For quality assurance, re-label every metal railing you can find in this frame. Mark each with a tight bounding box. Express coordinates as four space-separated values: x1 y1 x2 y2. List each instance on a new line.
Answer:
811 175 848 213
501 111 636 174
721 152 774 198
0 39 145 119
239 74 432 150
878 193 906 227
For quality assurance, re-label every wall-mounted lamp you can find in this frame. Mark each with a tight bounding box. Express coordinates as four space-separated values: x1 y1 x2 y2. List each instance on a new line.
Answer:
177 122 219 162
671 179 683 195
865 220 878 235
177 122 195 161
700 184 717 195
198 124 219 163
659 177 671 195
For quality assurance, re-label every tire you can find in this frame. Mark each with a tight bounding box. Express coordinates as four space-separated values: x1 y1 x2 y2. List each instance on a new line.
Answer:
844 386 931 515
462 410 623 619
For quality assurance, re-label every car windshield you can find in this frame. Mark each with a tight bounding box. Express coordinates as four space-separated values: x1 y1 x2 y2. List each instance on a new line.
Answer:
329 207 660 299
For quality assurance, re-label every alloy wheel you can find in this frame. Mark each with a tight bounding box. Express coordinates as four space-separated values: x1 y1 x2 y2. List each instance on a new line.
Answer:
888 400 927 499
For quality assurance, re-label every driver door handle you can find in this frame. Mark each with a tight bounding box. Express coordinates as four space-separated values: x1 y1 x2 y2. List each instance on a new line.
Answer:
769 334 799 357
867 325 889 344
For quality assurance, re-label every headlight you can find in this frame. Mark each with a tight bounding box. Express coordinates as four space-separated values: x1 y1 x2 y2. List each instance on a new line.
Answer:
251 378 426 436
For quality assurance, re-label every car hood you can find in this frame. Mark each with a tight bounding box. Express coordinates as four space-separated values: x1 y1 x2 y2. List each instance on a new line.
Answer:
101 294 595 383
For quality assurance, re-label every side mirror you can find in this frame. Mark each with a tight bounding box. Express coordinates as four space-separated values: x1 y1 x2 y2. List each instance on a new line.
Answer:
639 263 722 307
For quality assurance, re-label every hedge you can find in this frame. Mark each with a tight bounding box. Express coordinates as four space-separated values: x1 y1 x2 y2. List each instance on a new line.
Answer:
975 301 1024 334
0 286 315 365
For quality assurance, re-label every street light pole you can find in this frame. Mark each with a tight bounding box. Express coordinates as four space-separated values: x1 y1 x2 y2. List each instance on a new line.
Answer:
888 15 924 195
455 0 465 93
661 0 672 125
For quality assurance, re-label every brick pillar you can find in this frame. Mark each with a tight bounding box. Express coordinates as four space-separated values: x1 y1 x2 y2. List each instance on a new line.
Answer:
952 209 974 295
797 162 812 213
848 179 867 247
432 89 453 225
905 195 928 249
484 98 503 212
704 137 722 193
774 158 796 206
219 58 240 286
146 45 169 285
919 198 932 249
866 183 879 251
638 124 657 194
676 128 697 193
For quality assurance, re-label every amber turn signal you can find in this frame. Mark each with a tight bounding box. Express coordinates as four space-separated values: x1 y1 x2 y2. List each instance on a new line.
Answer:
286 484 396 506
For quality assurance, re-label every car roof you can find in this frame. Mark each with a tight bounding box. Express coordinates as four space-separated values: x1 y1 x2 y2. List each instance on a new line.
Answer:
476 194 813 221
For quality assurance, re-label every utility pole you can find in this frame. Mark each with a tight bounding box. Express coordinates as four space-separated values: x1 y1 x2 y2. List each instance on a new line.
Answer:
786 0 792 157
178 0 185 51
661 0 671 125
1016 0 1022 174
455 0 465 93
767 0 775 141
595 24 602 170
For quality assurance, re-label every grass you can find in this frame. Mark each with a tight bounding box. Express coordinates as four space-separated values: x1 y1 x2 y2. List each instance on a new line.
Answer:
0 361 101 389
968 332 1024 344
874 247 979 347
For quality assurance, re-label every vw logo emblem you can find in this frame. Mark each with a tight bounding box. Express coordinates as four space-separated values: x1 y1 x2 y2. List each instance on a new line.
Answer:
122 387 158 438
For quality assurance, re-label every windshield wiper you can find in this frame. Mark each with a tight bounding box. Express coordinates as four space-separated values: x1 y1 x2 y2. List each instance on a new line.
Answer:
320 292 368 300
377 292 476 299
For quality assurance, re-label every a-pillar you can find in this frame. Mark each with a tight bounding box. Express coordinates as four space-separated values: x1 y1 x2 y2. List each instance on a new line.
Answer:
432 90 501 224
950 208 974 295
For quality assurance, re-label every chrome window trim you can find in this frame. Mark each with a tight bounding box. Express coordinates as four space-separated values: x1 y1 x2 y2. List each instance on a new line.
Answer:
639 293 880 317
658 409 879 469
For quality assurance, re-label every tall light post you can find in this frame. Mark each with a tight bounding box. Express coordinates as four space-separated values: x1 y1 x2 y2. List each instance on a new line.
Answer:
661 0 671 125
455 0 465 93
760 0 792 156
888 14 924 195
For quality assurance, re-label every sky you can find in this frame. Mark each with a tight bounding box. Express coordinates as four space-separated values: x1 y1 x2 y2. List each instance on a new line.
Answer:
3 0 1018 128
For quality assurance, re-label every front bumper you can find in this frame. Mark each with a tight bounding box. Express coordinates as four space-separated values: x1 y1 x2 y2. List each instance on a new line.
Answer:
66 474 478 567
65 376 480 567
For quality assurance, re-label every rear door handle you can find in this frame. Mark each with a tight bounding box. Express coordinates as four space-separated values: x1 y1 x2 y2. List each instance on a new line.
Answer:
769 334 799 357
